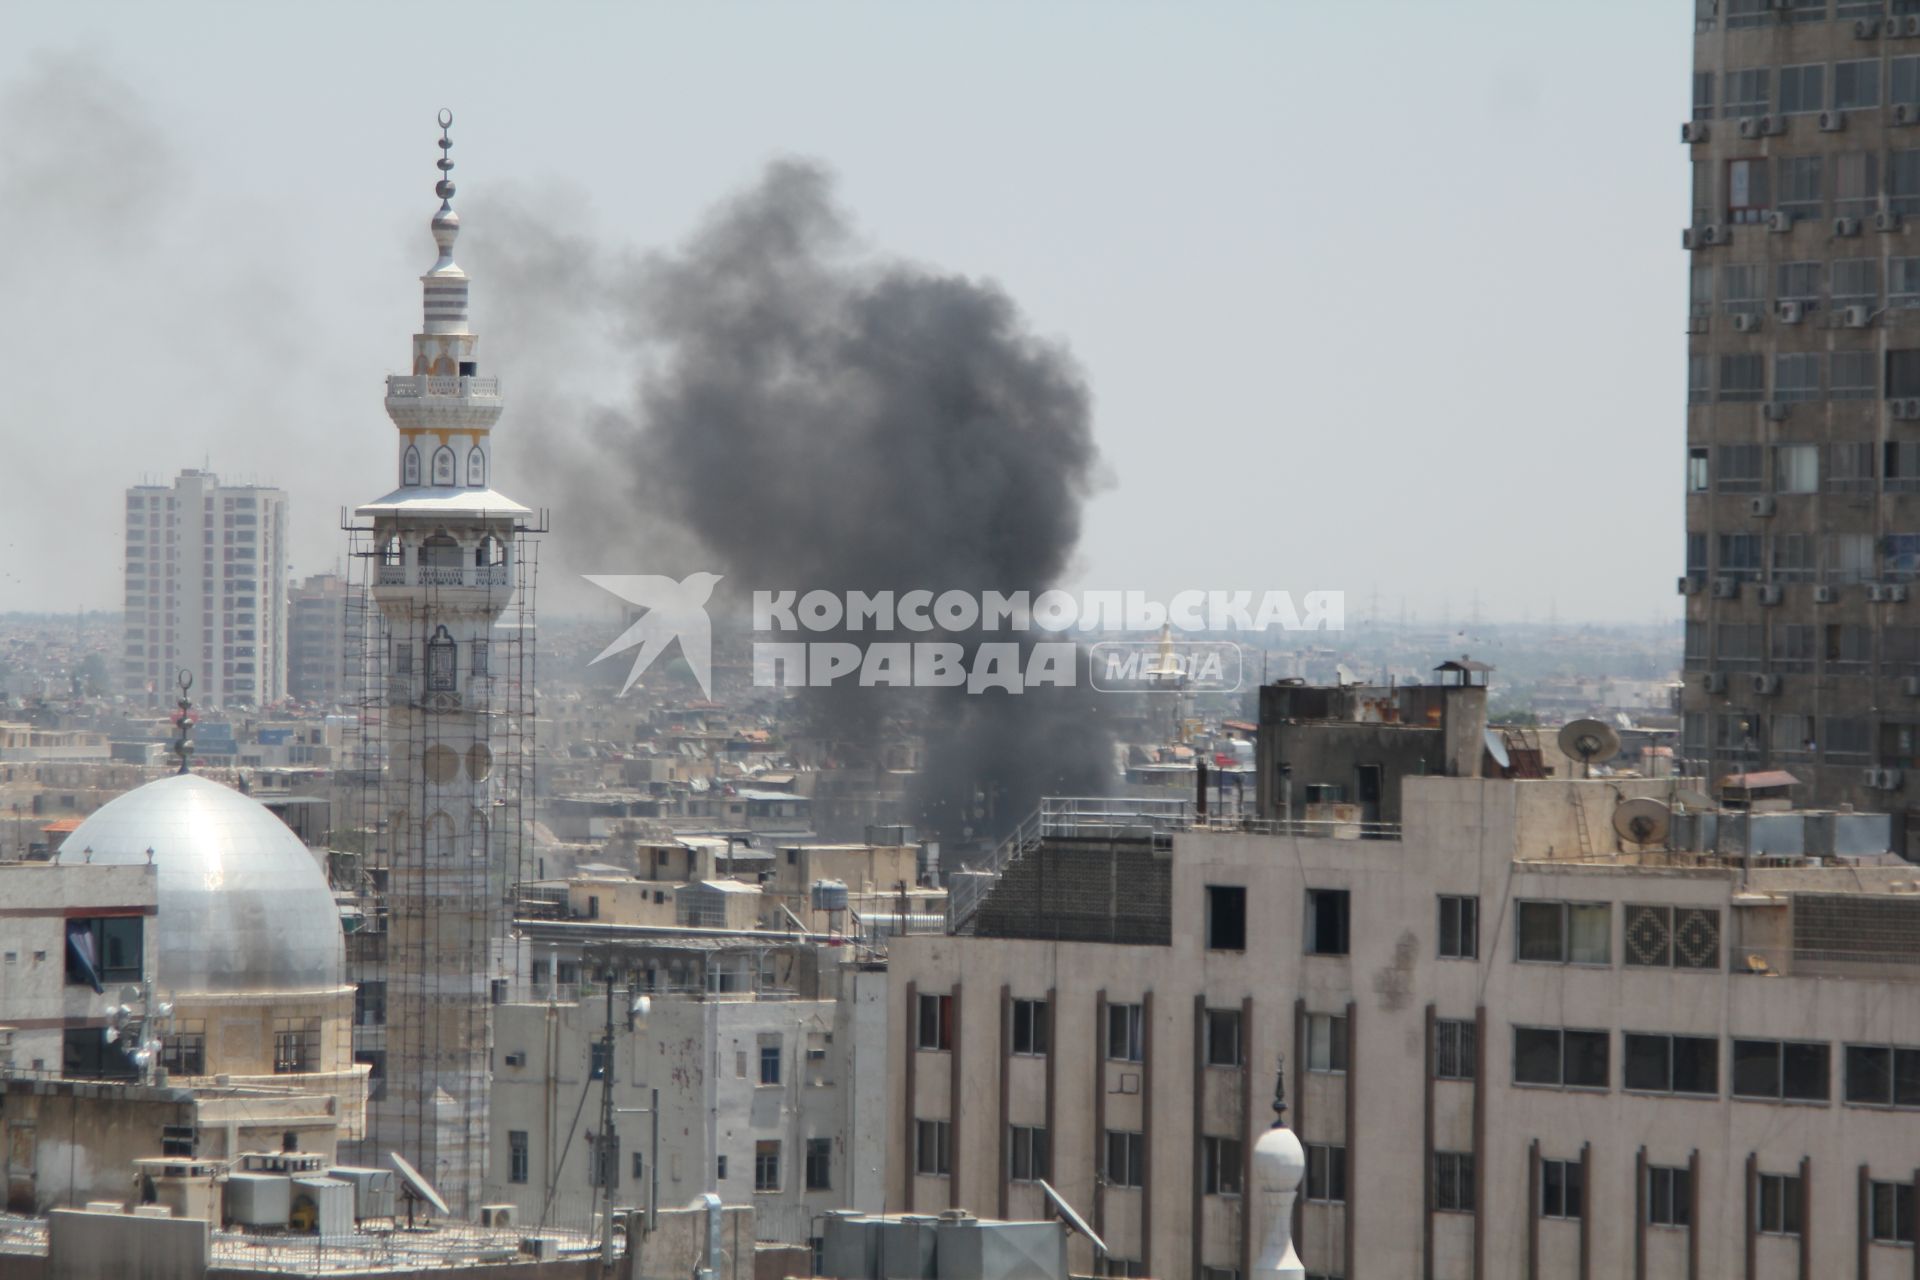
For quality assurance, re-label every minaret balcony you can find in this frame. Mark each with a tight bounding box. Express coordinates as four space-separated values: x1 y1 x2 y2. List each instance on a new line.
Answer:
385 374 504 432
375 563 510 589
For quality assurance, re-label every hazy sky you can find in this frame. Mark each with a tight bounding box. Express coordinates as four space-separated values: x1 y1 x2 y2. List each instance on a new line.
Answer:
0 1 1687 624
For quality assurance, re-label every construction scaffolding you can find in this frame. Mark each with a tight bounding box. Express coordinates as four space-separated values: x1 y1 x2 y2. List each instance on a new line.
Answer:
334 507 544 1214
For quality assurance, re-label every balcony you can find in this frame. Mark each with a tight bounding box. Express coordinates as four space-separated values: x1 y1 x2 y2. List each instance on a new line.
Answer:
385 374 499 400
373 564 510 589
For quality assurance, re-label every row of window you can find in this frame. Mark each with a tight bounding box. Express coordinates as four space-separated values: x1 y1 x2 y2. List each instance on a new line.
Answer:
1681 709 1901 762
1686 441 1920 496
1513 1028 1920 1107
1688 350 1920 406
1684 621 1920 672
1685 529 1920 586
1695 60 1920 120
505 1130 837 1194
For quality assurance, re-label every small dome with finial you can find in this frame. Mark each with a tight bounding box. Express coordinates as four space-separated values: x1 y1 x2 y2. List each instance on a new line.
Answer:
429 109 460 268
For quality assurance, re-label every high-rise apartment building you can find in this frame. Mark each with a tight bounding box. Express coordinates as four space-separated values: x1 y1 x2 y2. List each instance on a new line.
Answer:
1681 1 1920 854
121 469 288 708
289 572 351 706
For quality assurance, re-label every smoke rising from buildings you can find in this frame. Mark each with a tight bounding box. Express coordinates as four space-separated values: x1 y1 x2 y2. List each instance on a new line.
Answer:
472 160 1115 839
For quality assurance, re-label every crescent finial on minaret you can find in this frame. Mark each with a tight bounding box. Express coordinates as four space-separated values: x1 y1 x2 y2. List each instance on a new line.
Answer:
1271 1052 1288 1128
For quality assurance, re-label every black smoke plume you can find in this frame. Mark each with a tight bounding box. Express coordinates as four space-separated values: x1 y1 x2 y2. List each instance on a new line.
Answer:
475 160 1116 842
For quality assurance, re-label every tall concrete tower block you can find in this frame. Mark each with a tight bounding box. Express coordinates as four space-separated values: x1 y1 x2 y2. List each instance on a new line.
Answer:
344 112 542 1216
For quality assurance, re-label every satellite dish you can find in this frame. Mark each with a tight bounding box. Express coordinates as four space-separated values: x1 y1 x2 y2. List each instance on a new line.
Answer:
1612 798 1671 847
1483 728 1511 772
1039 1180 1109 1257
1558 719 1622 777
388 1151 450 1218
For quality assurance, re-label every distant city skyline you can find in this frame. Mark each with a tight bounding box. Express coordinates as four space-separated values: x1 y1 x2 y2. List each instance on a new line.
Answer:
0 2 1688 624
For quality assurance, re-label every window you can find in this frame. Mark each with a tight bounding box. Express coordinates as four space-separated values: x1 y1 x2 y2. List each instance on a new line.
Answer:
1305 1143 1347 1203
1514 1026 1609 1089
509 1131 530 1184
1689 263 1712 316
1624 1033 1719 1096
1306 1012 1349 1074
1757 1171 1803 1236
805 1137 832 1191
1773 355 1821 404
1623 905 1721 970
159 1021 205 1077
1107 1002 1144 1063
1834 353 1878 402
1725 67 1770 116
354 980 386 1026
755 1140 781 1192
1837 150 1881 221
1835 59 1882 110
717 1156 728 1181
590 1040 609 1080
1777 63 1825 114
1205 1008 1243 1067
1718 353 1764 403
62 1028 136 1080
1515 900 1611 965
1897 151 1920 218
1541 1157 1584 1221
1202 1135 1243 1196
915 1120 950 1177
1433 1151 1475 1213
1647 1165 1691 1228
1872 1180 1917 1244
760 1041 782 1086
1732 1039 1830 1102
1305 889 1350 956
1728 157 1772 223
1008 1125 1049 1182
1828 533 1876 584
1775 160 1823 222
1104 1129 1144 1189
1011 998 1050 1057
917 993 953 1051
1687 448 1710 495
1826 715 1874 760
1438 894 1479 960
273 1019 319 1074
1834 259 1879 311
1718 448 1765 500
1205 884 1246 951
1721 263 1764 318
1890 442 1920 494
1693 70 1714 121
1844 1043 1920 1107
1688 354 1711 406
1436 1018 1477 1081
64 916 143 989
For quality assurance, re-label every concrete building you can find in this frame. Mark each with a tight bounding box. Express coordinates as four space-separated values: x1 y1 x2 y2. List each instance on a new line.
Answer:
288 573 351 706
486 943 888 1252
121 470 288 708
891 668 1920 1279
1678 4 1920 853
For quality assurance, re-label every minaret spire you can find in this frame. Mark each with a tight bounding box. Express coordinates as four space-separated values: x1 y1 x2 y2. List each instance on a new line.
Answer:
421 108 470 337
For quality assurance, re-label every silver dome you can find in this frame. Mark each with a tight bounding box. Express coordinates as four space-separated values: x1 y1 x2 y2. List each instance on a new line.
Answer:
58 775 345 995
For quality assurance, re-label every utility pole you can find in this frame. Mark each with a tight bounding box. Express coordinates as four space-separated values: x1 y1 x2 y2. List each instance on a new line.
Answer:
598 974 617 1275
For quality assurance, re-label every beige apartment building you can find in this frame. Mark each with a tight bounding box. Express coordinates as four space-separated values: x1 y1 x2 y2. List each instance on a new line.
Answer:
1678 0 1920 848
891 675 1920 1279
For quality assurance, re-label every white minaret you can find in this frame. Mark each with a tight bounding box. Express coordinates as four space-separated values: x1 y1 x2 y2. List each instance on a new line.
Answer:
1253 1059 1307 1280
353 111 530 1217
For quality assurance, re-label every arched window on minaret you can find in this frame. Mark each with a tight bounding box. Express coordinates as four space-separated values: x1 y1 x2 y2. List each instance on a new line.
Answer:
403 446 421 487
431 446 456 486
426 624 458 692
469 809 489 859
466 447 486 488
475 534 505 568
378 535 403 566
421 532 462 568
425 811 456 859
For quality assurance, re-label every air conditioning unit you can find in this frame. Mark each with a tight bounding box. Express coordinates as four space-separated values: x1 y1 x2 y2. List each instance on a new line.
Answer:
1879 210 1905 233
1907 13 1920 36
480 1204 516 1228
1846 304 1873 327
1733 312 1762 333
1750 495 1779 517
1684 224 1727 250
1871 583 1894 602
1752 673 1782 695
1890 584 1912 603
1758 583 1784 605
1768 211 1795 234
1686 313 1709 333
1900 103 1920 126
1859 16 1882 37
1682 121 1709 143
1895 398 1920 420
1868 767 1905 790
503 1051 526 1068
1765 402 1792 423
1814 584 1838 603
1703 672 1728 694
1837 215 1864 237
1739 116 1762 139
1678 575 1702 596
1778 300 1805 324
1905 675 1920 696
1761 114 1787 136
1713 577 1742 599
1821 109 1848 132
